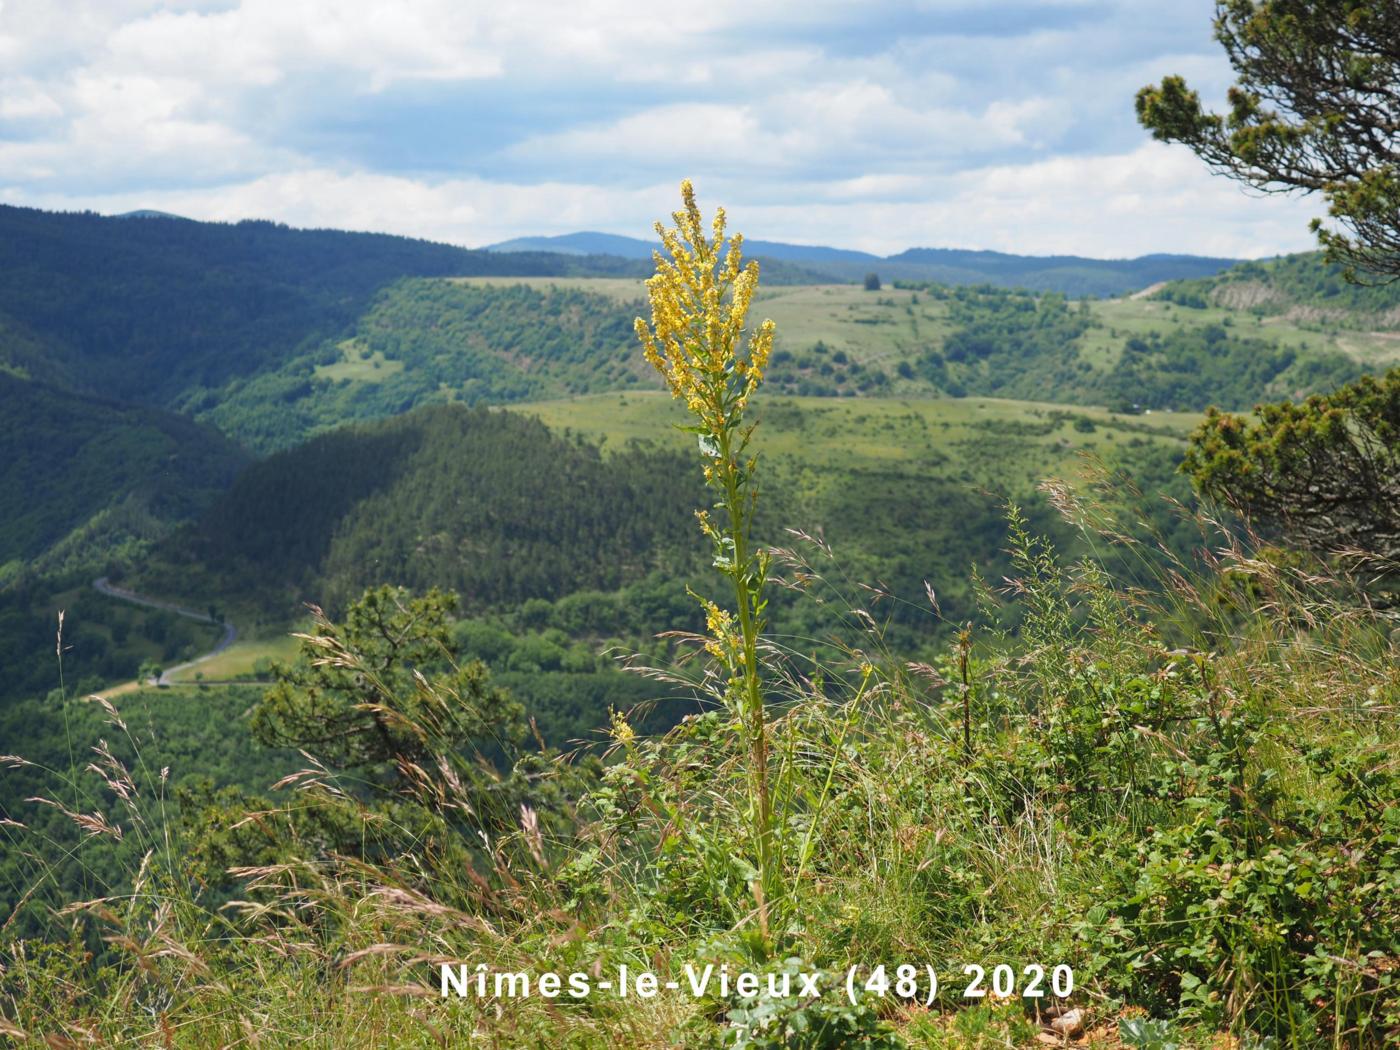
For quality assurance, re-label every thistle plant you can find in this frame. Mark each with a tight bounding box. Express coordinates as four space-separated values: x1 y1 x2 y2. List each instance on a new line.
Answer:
634 181 779 938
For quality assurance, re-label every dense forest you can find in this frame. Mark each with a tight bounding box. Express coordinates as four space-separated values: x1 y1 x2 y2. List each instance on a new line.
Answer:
0 374 248 579
0 206 653 407
139 397 1167 640
137 405 705 613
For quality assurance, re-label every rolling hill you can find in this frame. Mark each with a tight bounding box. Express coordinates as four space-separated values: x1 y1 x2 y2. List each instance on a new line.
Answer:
355 275 1373 417
136 405 705 615
0 373 249 581
4 209 1394 601
138 391 1197 631
1153 250 1400 327
0 204 647 414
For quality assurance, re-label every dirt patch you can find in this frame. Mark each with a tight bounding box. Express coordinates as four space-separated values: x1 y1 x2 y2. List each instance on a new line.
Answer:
1129 281 1167 301
1210 280 1285 311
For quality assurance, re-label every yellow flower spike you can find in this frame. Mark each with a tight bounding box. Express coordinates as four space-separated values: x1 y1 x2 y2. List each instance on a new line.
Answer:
722 232 744 286
634 181 775 458
634 181 785 943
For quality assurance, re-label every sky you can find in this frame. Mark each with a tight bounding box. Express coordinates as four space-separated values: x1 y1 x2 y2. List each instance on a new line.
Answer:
0 0 1326 258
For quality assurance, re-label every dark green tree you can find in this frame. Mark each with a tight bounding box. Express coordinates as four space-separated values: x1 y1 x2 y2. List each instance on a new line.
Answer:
1136 1 1400 279
863 272 882 291
1183 369 1400 570
252 586 529 800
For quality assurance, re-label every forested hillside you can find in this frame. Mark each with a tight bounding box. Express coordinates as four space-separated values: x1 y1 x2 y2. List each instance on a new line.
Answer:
200 279 659 450
0 206 1383 470
214 271 1367 450
138 405 705 614
0 374 248 580
0 206 644 418
909 284 1364 410
135 392 1195 662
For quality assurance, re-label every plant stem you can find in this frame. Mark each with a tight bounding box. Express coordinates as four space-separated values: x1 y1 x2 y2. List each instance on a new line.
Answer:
959 625 973 759
718 425 777 938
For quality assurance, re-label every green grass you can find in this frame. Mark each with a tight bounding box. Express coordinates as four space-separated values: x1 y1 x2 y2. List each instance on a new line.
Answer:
1088 296 1400 368
447 274 652 302
756 284 953 365
312 338 405 383
453 279 953 380
511 391 1196 483
163 633 302 684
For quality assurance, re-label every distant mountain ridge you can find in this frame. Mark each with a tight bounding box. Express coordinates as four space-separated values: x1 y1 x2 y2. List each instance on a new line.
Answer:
486 231 1240 297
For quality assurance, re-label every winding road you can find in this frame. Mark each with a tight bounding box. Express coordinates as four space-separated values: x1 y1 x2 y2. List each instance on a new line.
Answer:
93 577 237 685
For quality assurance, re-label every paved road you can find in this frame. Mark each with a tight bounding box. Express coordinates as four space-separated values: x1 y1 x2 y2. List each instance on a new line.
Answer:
92 577 237 685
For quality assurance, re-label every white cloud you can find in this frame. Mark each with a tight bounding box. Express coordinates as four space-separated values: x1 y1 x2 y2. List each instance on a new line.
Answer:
102 2 505 92
507 81 1072 180
0 0 1319 258
0 77 62 120
507 103 768 167
736 143 1322 258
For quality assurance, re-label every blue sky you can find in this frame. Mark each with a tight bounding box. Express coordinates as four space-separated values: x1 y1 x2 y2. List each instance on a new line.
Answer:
0 0 1324 257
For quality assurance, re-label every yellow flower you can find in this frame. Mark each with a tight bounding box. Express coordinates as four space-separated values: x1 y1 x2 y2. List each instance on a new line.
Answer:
609 709 635 746
633 181 775 433
699 598 743 665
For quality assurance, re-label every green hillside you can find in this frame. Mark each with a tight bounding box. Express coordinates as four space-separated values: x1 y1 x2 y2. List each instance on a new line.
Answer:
916 284 1365 410
0 205 653 435
107 392 1195 759
200 278 659 450
197 269 1400 452
0 374 249 581
377 275 1374 415
4 202 1380 459
0 205 1384 460
139 405 705 615
140 392 1196 641
1155 251 1400 326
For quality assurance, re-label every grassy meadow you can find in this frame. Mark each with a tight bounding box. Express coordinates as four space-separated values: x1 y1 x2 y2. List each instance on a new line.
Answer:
512 390 1196 469
455 275 1400 382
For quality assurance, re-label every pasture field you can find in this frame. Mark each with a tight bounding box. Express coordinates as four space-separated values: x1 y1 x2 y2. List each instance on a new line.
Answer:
512 389 1196 492
453 276 1400 378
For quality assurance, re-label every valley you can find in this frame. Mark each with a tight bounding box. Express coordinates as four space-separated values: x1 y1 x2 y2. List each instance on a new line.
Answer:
2 204 1397 1047
5 210 1395 735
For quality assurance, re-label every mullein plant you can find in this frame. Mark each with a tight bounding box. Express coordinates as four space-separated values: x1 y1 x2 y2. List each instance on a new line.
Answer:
633 181 781 941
